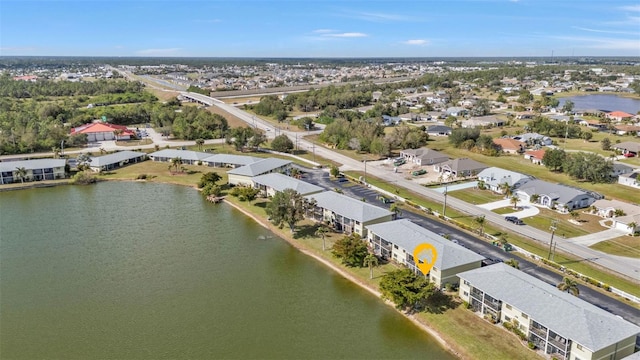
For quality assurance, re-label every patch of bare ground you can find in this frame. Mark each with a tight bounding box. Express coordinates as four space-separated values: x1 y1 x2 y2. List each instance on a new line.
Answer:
207 105 248 128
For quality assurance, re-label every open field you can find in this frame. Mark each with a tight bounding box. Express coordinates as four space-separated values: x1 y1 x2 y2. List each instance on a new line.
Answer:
522 208 603 238
99 161 227 187
207 105 249 128
448 188 504 204
145 88 180 101
590 236 640 259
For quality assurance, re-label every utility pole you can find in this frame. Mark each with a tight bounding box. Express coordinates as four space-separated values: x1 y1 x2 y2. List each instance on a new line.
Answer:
363 159 367 184
547 219 558 260
442 184 448 218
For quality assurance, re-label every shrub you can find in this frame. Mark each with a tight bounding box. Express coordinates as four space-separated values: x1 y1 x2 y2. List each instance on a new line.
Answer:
528 341 536 350
462 301 471 310
72 171 98 185
136 174 148 180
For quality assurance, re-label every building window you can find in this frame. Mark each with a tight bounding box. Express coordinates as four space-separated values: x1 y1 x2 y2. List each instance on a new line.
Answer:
463 280 470 286
521 313 528 319
463 291 468 296
576 344 582 350
394 245 398 250
506 304 512 310
504 316 511 322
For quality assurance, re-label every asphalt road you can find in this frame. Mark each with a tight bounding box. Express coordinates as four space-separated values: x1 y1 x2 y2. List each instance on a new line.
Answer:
301 167 640 326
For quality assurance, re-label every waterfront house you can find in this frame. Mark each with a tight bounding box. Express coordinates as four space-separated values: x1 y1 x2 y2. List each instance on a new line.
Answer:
458 264 640 360
400 148 449 166
305 191 393 237
477 167 533 193
252 173 323 197
514 180 597 212
89 151 146 173
149 149 211 164
607 111 634 122
0 158 67 184
202 153 260 168
434 158 488 179
366 219 484 288
227 158 292 186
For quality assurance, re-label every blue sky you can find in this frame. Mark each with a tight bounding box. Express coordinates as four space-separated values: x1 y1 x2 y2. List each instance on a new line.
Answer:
1 0 639 57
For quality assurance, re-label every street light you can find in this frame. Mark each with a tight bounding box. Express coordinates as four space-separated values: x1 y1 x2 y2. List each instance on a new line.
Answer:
547 219 558 260
442 184 448 218
363 159 367 184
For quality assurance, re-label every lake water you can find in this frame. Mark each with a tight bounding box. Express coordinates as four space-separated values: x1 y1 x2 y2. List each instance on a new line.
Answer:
558 94 640 114
0 182 454 359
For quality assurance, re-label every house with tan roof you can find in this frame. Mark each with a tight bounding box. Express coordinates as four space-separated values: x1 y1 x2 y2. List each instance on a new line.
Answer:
400 148 449 166
493 138 525 154
434 158 488 179
524 149 546 165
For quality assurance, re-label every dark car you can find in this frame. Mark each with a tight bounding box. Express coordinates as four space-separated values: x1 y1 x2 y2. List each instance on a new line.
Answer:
505 216 524 225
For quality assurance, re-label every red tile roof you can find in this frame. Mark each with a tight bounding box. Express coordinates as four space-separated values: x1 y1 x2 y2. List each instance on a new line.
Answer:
607 111 634 118
493 138 524 150
524 149 546 159
70 122 134 135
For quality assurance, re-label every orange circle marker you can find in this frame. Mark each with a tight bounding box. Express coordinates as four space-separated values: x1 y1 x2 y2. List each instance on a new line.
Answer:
413 243 438 275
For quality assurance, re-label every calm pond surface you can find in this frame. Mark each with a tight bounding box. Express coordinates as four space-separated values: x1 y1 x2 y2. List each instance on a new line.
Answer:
558 94 640 114
0 182 454 359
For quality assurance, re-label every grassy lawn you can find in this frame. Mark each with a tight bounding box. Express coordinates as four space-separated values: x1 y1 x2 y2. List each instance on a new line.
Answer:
207 105 248 128
98 161 227 187
590 236 640 258
448 188 504 204
522 208 599 238
115 139 153 147
492 207 516 215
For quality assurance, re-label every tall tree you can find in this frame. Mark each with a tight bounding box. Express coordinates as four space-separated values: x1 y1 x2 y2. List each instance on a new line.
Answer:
265 189 308 233
195 138 205 151
379 268 436 312
15 167 28 183
271 134 294 153
363 253 379 279
331 233 369 267
170 157 182 173
474 215 486 236
315 225 330 251
510 194 520 210
557 277 580 296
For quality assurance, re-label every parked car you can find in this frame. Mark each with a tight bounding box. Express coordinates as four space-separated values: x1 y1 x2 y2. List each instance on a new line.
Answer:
393 159 406 166
412 169 427 176
505 216 525 225
623 152 635 157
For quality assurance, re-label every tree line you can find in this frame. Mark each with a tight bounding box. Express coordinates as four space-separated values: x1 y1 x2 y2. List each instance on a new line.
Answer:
543 148 614 183
0 74 144 98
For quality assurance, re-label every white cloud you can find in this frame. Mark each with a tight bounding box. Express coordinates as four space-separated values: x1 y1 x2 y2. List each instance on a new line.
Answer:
337 10 420 23
402 39 430 46
619 5 640 11
136 48 182 56
325 32 367 38
572 26 639 35
312 29 334 34
553 36 640 51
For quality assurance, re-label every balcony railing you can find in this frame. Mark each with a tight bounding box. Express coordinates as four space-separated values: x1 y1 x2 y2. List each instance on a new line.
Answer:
529 325 547 338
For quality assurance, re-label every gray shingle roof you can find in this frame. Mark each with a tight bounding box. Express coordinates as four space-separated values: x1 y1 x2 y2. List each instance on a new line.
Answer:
149 149 211 161
227 158 291 177
440 158 488 173
305 191 393 223
458 264 640 352
90 151 146 167
366 219 484 270
203 154 260 167
477 167 533 188
516 179 592 204
252 173 323 195
0 159 66 172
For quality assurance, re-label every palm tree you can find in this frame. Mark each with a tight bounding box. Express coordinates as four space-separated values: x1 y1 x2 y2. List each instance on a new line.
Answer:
113 129 124 141
15 167 27 183
389 203 402 219
363 253 379 279
530 194 540 204
510 194 520 210
570 211 580 222
170 157 182 173
628 222 637 235
196 138 205 151
557 277 579 296
315 225 329 251
474 215 486 236
505 259 519 269
499 181 513 197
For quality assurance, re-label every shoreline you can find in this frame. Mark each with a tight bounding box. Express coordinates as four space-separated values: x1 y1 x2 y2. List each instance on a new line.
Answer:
223 198 466 359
